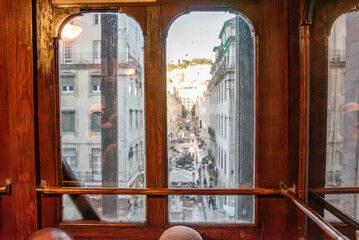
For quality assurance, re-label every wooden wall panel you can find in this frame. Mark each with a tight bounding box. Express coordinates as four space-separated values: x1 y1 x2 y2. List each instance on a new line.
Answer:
62 225 259 240
145 6 168 227
257 0 296 239
36 0 60 227
0 0 307 239
0 0 38 239
0 0 13 237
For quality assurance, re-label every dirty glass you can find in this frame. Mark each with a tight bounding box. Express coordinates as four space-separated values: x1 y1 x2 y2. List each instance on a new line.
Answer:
325 11 359 221
166 12 255 223
63 194 146 222
59 13 145 222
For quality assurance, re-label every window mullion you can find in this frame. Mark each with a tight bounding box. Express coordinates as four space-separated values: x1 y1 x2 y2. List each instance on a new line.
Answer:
145 6 168 227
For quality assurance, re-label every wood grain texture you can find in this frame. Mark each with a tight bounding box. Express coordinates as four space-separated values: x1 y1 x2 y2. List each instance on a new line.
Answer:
257 0 294 240
289 0 306 238
39 187 282 195
298 24 310 240
61 225 259 240
311 187 359 194
0 0 38 239
0 0 323 239
307 1 331 239
36 0 61 227
145 6 167 227
0 0 13 237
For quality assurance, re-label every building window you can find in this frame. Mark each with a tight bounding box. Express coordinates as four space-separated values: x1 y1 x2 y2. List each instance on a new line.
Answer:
91 75 101 93
224 117 227 139
94 14 100 25
91 148 101 181
135 110 139 129
63 148 77 171
93 41 101 64
91 112 102 133
130 110 133 129
63 41 74 64
326 171 333 185
60 74 75 93
61 109 75 133
141 110 143 127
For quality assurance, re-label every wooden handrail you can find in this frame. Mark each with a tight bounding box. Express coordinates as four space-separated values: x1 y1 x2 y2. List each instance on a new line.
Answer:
36 186 282 196
311 187 359 195
284 191 350 240
309 191 359 229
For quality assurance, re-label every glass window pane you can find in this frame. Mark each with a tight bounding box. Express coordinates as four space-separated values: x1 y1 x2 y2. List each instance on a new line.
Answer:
61 110 75 133
59 13 145 222
169 195 254 224
167 12 255 223
63 194 146 223
91 112 102 133
326 11 359 221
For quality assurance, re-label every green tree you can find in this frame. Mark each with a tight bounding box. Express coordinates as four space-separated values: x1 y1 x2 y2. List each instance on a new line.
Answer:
167 58 212 73
182 105 188 118
191 105 196 117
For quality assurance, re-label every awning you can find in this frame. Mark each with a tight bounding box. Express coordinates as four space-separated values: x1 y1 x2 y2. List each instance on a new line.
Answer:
169 170 193 183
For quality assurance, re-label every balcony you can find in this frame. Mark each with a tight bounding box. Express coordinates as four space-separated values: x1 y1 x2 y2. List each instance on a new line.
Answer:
211 60 234 86
329 50 346 65
60 52 143 73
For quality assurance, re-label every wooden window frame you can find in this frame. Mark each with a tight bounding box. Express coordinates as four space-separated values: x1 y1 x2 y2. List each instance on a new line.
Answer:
307 0 359 239
35 1 297 239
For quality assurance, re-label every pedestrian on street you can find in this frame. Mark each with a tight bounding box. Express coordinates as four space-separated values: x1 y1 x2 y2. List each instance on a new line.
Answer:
180 210 185 221
133 198 139 214
203 177 207 187
196 178 200 187
212 196 217 210
208 195 214 210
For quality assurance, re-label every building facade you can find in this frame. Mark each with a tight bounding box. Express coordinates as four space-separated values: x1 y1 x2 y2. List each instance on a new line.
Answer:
59 13 145 220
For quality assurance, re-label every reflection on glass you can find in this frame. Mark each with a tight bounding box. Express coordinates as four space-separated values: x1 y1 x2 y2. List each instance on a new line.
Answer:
324 194 358 223
169 195 254 224
59 13 145 221
326 12 359 220
167 12 255 223
63 194 146 222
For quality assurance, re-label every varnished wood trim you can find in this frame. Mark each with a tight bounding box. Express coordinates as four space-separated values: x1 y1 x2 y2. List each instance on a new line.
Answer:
285 191 350 240
38 187 282 196
60 225 259 239
310 187 359 195
145 5 167 227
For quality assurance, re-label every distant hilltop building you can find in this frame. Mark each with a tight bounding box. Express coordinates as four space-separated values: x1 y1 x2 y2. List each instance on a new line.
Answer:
167 62 212 110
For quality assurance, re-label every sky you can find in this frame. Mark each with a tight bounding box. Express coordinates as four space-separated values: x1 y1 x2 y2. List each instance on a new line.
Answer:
166 12 235 64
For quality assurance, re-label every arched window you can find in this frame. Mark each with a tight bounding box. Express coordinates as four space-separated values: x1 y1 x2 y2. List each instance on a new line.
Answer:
59 12 146 222
325 11 359 221
166 12 255 223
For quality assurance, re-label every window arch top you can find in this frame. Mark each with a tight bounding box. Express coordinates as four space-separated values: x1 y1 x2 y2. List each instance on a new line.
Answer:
58 12 146 222
166 11 255 224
